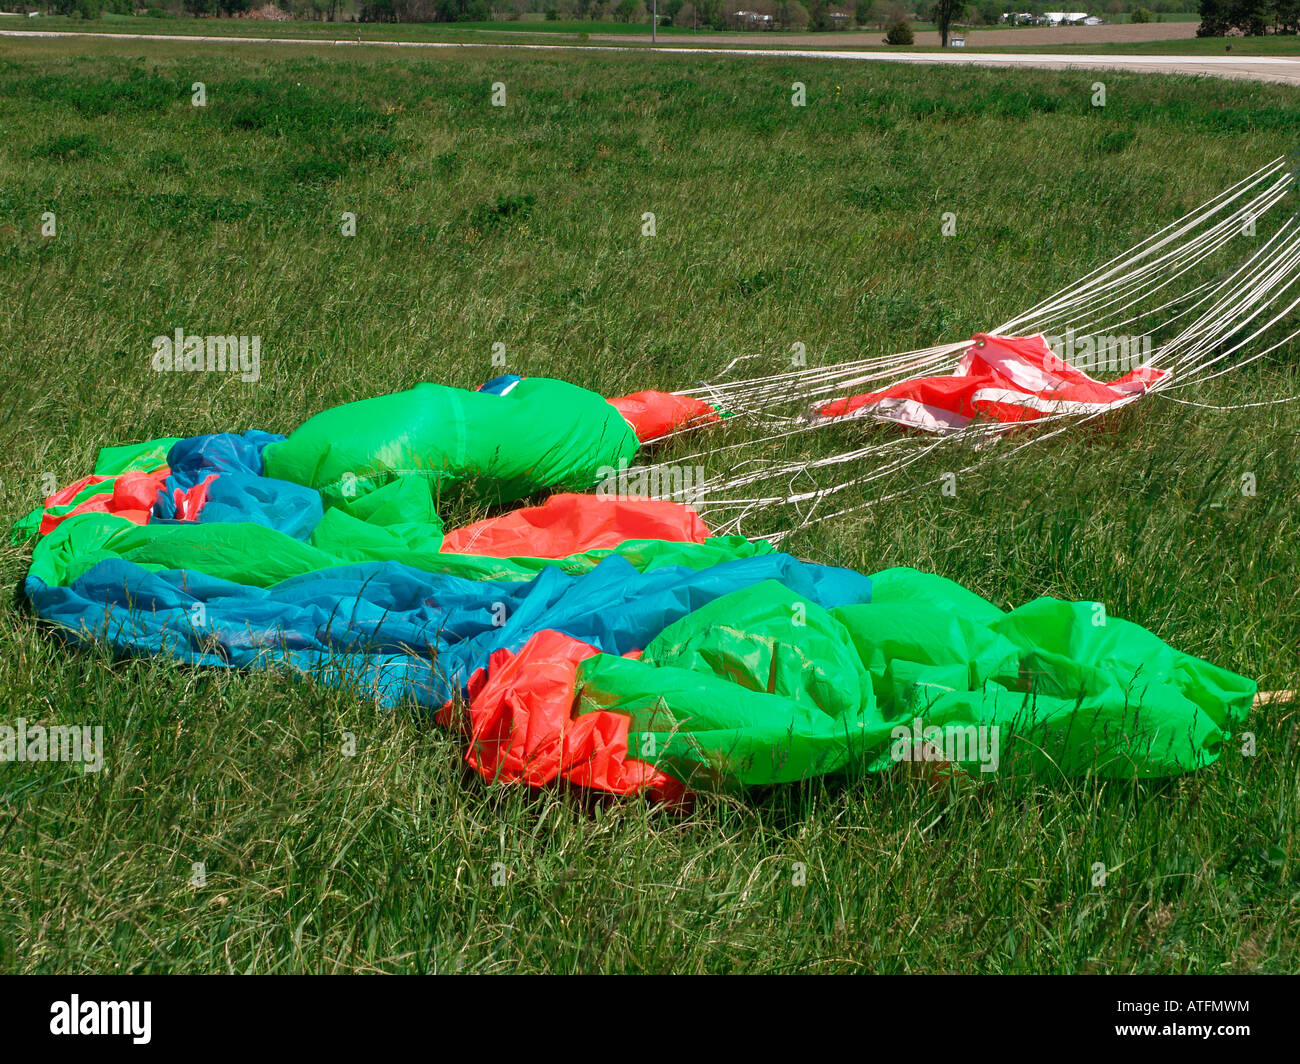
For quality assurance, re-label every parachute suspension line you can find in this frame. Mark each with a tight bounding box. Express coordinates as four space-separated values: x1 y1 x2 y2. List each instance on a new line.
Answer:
634 156 1299 539
998 174 1296 355
1157 390 1300 411
1160 216 1300 384
1021 186 1287 340
996 157 1294 335
665 156 1295 430
737 391 1143 543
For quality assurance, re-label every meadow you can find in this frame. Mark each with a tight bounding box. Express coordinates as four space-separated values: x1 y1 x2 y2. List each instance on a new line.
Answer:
0 34 1297 973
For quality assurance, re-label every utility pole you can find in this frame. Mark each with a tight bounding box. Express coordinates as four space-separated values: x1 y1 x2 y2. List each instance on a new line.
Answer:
652 0 657 43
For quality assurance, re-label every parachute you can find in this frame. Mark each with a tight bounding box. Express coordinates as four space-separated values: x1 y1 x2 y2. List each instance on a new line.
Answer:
811 333 1168 432
17 374 1255 802
626 154 1300 539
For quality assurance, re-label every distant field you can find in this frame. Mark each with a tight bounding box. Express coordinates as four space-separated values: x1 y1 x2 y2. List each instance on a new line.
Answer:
12 17 1300 63
17 14 1300 57
1 33 1297 974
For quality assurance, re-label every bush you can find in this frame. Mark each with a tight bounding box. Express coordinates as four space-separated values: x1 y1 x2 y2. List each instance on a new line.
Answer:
50 0 104 15
1129 6 1152 21
884 16 913 42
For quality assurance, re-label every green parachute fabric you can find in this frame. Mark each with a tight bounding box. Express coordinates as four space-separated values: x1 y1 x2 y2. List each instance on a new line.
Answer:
472 570 1254 793
262 376 639 509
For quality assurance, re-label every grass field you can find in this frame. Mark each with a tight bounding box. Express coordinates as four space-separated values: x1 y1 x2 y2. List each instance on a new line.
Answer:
1 34 1298 974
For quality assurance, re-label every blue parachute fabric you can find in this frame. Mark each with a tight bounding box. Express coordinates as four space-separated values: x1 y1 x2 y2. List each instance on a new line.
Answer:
26 551 873 707
194 474 324 540
157 430 282 498
151 431 322 539
477 374 523 396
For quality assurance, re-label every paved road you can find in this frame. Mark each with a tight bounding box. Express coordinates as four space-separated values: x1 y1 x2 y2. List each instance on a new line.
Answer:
4 28 1300 86
593 22 1204 47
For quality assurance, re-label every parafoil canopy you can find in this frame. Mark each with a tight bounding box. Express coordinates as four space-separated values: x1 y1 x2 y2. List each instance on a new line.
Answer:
17 375 1254 801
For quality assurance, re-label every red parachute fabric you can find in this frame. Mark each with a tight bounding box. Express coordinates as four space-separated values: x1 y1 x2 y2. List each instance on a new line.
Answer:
608 390 720 442
441 492 710 558
815 333 1167 432
171 473 219 522
39 467 171 536
457 629 685 802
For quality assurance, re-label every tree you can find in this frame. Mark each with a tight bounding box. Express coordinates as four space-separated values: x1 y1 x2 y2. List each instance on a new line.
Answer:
691 0 727 27
52 0 104 16
1195 0 1286 34
675 0 697 22
779 0 809 25
1197 0 1231 31
930 0 960 44
863 0 903 26
884 14 912 39
1229 0 1269 33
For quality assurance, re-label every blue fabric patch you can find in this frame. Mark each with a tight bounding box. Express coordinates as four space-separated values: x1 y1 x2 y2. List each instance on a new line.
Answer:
152 431 322 539
477 374 523 396
27 553 871 708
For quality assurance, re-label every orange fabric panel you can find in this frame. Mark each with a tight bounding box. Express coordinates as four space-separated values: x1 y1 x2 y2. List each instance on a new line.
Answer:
607 390 719 442
441 492 711 558
460 629 685 802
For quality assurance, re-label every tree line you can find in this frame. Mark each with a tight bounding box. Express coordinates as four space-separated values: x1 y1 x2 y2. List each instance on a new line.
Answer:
1196 0 1300 33
30 0 1209 22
